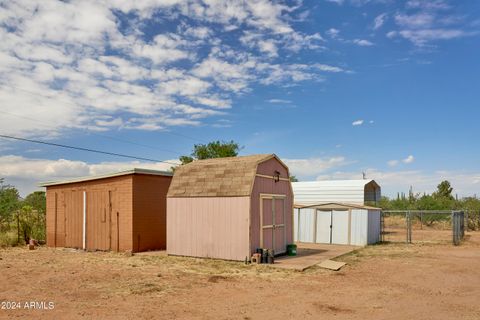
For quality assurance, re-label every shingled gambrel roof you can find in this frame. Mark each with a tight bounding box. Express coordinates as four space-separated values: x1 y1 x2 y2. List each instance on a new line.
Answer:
167 154 283 197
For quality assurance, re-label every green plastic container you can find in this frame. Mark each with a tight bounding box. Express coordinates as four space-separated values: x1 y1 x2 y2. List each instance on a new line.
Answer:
286 244 297 256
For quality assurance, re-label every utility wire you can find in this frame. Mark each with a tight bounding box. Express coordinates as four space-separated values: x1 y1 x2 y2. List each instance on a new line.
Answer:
0 134 179 165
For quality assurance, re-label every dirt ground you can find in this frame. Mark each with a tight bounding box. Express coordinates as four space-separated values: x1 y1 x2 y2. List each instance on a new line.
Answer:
1 233 480 320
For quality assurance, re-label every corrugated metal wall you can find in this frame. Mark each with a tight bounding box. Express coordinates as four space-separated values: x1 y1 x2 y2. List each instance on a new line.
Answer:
167 197 251 261
292 180 381 205
295 208 315 243
367 210 381 244
350 209 368 246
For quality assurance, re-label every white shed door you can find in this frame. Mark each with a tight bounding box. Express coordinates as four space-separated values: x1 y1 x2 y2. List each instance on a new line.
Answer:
315 210 332 244
298 208 315 243
331 210 349 245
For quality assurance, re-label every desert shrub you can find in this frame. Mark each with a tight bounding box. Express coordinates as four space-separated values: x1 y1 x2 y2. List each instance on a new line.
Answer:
0 229 18 247
18 205 46 244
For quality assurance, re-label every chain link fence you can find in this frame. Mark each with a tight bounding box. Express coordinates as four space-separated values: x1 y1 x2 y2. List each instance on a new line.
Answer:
381 210 473 245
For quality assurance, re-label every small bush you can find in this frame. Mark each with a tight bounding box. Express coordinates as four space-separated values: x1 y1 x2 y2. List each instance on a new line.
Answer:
0 230 18 247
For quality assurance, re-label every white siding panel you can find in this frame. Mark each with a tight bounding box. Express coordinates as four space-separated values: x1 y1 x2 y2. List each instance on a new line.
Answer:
293 209 299 242
367 210 381 244
350 209 368 245
298 208 315 243
167 197 250 261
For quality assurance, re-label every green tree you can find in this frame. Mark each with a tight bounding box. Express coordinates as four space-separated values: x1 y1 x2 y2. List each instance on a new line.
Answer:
433 180 454 200
290 176 298 182
0 184 20 228
23 191 46 214
177 140 242 166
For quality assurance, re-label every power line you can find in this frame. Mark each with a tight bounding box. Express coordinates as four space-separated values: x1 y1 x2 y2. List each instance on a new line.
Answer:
0 134 179 165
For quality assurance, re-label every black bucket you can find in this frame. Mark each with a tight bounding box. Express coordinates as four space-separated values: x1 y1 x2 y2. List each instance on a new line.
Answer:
261 249 268 264
267 249 275 264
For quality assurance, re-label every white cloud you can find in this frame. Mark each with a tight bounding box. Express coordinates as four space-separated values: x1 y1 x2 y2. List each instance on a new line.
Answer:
0 155 179 196
403 155 415 164
267 99 291 104
0 0 338 139
389 2 475 46
257 39 279 57
352 39 374 46
314 64 345 73
392 29 470 46
373 13 388 30
325 0 345 5
284 156 350 176
406 0 450 11
352 119 364 126
387 160 399 167
326 28 340 39
395 13 436 29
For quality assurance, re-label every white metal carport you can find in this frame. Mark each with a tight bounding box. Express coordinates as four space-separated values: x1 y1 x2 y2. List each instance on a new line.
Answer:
292 180 381 205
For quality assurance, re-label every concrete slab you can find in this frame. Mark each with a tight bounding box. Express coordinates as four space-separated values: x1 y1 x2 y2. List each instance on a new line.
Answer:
318 260 346 271
271 243 359 271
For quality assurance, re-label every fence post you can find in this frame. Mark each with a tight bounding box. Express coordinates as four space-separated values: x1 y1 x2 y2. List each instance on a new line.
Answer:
420 211 423 230
452 211 464 246
465 210 468 232
405 211 408 244
16 211 20 244
452 211 456 245
406 211 412 244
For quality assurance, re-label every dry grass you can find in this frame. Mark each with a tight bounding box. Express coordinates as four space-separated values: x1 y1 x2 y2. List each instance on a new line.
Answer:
337 242 433 265
2 234 480 320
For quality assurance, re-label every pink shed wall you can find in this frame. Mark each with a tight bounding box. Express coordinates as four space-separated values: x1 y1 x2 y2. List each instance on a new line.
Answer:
167 197 251 261
250 158 294 254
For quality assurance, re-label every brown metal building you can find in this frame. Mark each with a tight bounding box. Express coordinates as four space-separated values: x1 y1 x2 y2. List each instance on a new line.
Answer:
167 154 294 261
40 169 172 253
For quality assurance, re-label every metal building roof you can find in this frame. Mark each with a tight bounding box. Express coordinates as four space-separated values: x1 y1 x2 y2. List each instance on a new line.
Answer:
39 168 173 187
294 202 381 211
292 179 381 205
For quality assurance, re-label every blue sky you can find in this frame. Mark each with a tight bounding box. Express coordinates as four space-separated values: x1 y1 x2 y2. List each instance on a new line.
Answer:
0 0 479 197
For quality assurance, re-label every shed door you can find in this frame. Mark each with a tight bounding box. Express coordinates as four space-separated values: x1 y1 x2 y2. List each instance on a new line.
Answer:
315 210 350 245
315 210 332 244
274 198 286 254
86 190 110 251
331 210 349 245
298 208 315 243
260 195 287 255
64 190 83 248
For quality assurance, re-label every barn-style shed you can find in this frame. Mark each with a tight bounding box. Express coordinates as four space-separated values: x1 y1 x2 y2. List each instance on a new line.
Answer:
167 154 294 261
292 180 381 206
40 169 172 253
294 203 381 246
